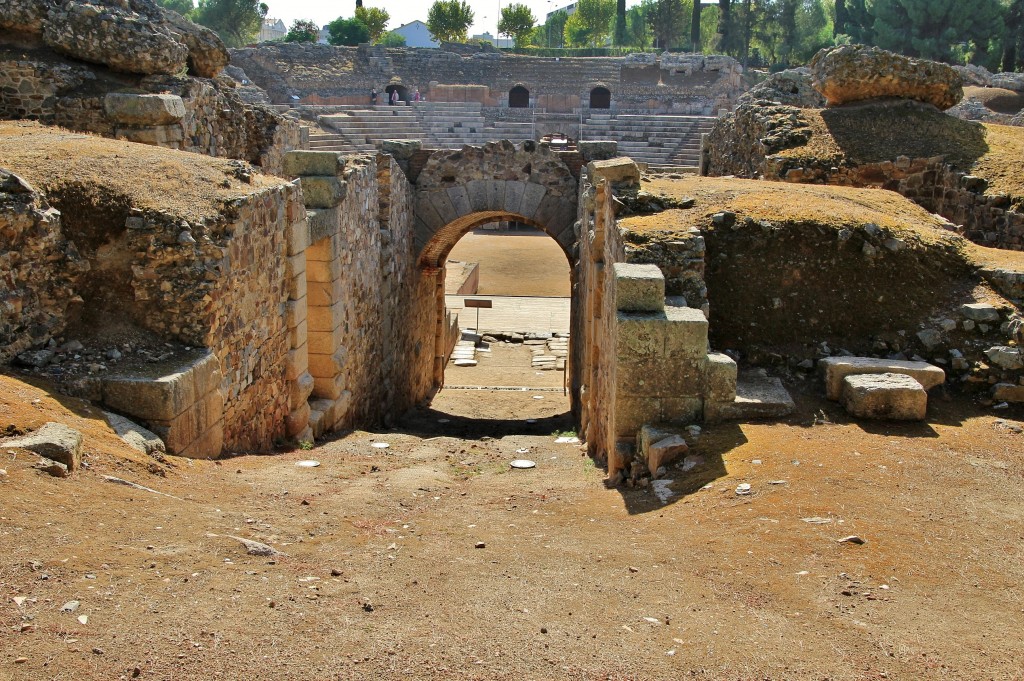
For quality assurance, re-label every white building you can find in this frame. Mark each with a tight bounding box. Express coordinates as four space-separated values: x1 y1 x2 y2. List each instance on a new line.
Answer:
257 18 286 42
393 20 439 48
473 32 513 48
546 3 576 20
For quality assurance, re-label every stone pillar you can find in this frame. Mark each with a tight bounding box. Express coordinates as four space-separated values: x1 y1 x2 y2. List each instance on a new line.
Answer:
283 151 352 438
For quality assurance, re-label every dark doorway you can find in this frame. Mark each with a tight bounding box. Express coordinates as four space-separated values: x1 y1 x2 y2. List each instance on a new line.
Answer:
385 84 409 104
508 85 530 108
589 86 611 109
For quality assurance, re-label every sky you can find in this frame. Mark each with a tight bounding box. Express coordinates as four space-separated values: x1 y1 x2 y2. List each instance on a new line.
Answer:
262 0 644 38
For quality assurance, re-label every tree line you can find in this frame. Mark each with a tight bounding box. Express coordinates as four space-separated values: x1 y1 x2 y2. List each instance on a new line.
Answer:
158 0 1024 72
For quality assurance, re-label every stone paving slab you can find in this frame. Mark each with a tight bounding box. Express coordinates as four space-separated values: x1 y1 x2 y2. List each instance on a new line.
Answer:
445 295 570 334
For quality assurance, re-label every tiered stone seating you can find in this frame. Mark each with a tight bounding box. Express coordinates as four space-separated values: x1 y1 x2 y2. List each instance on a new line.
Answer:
319 106 428 148
412 102 489 148
582 113 717 169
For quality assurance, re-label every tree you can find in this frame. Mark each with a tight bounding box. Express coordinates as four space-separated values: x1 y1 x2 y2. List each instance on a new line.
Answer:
716 0 735 54
426 0 474 43
691 0 703 53
615 0 627 45
378 31 407 47
571 0 616 46
327 16 370 45
284 19 319 43
355 6 390 43
1002 0 1024 72
193 0 268 47
541 9 569 47
156 0 195 17
625 3 652 49
647 0 689 50
869 0 1004 63
499 3 537 48
834 0 871 43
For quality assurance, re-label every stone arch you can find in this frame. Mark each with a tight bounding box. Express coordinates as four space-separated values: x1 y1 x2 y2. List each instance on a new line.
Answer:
385 83 409 103
589 85 611 109
509 84 530 108
413 141 578 269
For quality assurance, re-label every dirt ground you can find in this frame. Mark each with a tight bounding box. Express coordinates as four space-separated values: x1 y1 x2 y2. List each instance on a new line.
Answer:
447 229 572 298
3 355 1024 680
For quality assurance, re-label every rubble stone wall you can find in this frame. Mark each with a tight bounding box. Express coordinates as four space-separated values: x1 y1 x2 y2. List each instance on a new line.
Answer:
229 44 746 115
0 170 87 363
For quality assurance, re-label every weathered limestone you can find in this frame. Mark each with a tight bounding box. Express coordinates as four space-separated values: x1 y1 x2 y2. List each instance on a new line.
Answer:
636 425 689 476
819 356 945 401
612 263 664 312
705 375 795 422
809 45 963 110
103 93 186 126
841 373 928 421
2 422 83 471
104 412 165 457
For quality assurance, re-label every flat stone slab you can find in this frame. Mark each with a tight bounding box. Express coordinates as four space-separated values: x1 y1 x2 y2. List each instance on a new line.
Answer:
841 373 927 421
453 359 477 367
820 356 945 400
3 422 83 471
705 376 795 422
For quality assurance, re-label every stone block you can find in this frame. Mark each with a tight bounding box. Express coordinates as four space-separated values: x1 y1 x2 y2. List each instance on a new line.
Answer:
961 303 1001 322
819 356 945 400
286 218 309 256
288 272 307 301
613 263 664 312
466 179 489 212
289 319 307 349
300 177 347 209
446 185 472 217
308 407 325 439
306 257 341 283
313 373 347 401
704 376 795 422
428 190 458 225
290 371 315 410
309 326 344 355
104 412 165 457
702 352 737 402
283 151 345 178
285 344 308 381
993 383 1024 403
307 300 345 332
578 140 618 162
116 125 184 146
587 158 640 190
519 182 547 219
503 181 526 215
663 306 709 361
285 298 306 329
613 396 661 438
285 252 306 282
285 403 310 438
308 346 347 378
103 367 195 422
637 424 689 474
177 420 224 460
485 180 506 211
306 234 342 262
104 93 185 126
841 373 927 421
307 207 338 243
3 422 83 471
660 397 704 424
615 311 665 360
984 346 1023 370
616 358 702 398
308 279 343 307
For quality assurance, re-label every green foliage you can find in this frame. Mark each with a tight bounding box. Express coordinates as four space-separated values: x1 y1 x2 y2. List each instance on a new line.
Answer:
298 439 314 450
615 0 627 45
355 6 390 43
193 0 268 47
539 9 569 47
566 0 616 47
156 0 195 17
426 0 474 43
499 3 537 48
284 19 319 43
869 0 1004 62
646 0 692 50
378 30 407 47
624 3 652 49
1002 0 1024 71
327 16 370 45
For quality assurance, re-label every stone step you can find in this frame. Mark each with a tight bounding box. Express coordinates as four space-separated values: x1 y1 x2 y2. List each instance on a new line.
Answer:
819 357 946 401
705 376 796 423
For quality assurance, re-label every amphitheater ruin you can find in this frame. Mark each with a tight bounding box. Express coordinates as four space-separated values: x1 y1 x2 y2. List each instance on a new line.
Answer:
1 3 1023 476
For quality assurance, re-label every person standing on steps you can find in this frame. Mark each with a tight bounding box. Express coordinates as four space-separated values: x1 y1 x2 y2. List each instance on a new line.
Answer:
413 88 421 102
370 87 377 105
390 88 399 106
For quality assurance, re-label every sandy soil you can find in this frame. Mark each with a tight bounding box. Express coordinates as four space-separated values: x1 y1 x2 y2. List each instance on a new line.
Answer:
447 229 572 297
2 363 1024 680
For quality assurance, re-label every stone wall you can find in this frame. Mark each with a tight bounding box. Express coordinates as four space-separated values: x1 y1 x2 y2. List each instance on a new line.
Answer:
229 43 746 115
0 170 87 363
0 46 301 175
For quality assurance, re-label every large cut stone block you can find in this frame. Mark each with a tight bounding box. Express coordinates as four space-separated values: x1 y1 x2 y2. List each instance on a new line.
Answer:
283 151 345 178
661 397 704 424
819 356 945 400
289 371 315 410
637 424 689 474
306 257 341 283
841 373 927 421
308 347 348 379
615 311 665 360
705 376 794 423
177 420 224 460
104 93 185 126
307 300 345 332
300 177 347 209
663 306 709 360
3 422 83 471
702 352 737 402
613 396 661 438
613 263 665 312
285 344 308 381
308 279 343 307
285 403 310 438
587 158 640 190
519 183 547 219
103 365 195 421
286 218 309 256
313 373 347 401
616 358 703 398
309 326 344 355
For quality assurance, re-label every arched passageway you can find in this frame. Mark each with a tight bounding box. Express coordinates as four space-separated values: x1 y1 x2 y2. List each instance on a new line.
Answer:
589 86 611 109
508 85 530 108
385 84 408 104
